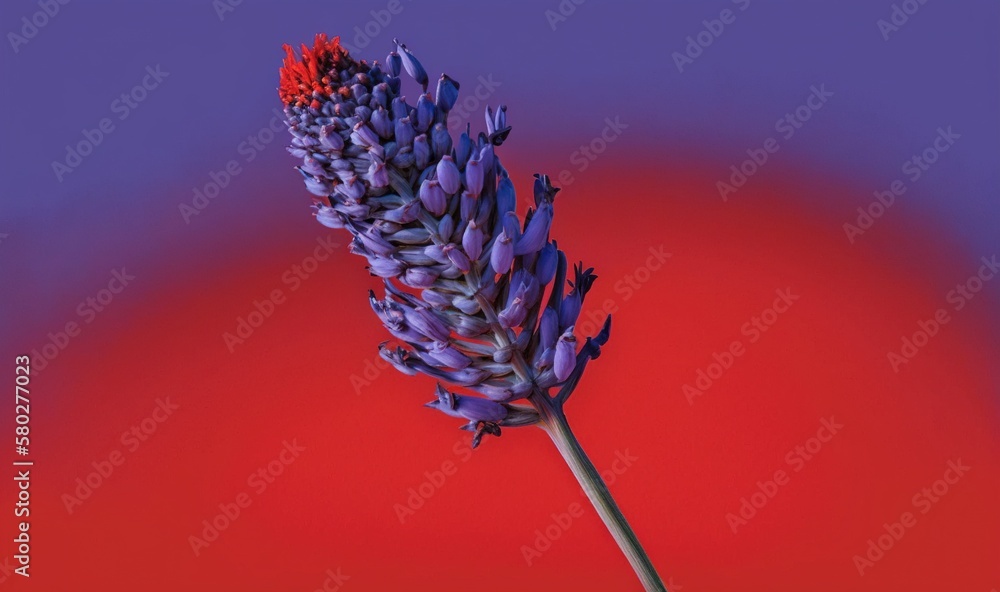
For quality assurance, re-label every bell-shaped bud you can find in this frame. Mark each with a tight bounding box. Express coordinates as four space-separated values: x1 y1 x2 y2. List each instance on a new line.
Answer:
314 205 344 229
437 214 455 241
418 179 447 216
391 96 410 121
465 156 484 196
415 93 435 132
319 125 344 151
414 134 431 169
554 328 577 381
460 190 478 221
381 200 421 224
359 226 396 256
302 173 333 197
431 123 453 159
371 82 389 109
462 220 484 261
535 242 558 285
435 74 460 112
395 116 415 147
386 51 402 77
502 211 522 244
498 285 528 329
367 154 389 188
336 175 366 200
427 342 472 370
442 243 471 273
350 121 380 149
490 230 514 275
496 177 516 216
456 128 473 168
371 107 393 139
405 307 450 342
422 289 451 308
436 155 461 194
368 257 404 278
559 291 582 330
514 202 552 256
394 39 429 88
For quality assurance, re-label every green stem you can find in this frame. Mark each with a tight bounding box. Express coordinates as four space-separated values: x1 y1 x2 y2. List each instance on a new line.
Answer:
532 394 667 592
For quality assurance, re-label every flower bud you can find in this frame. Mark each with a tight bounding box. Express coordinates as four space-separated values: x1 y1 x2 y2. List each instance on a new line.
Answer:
371 107 392 139
394 116 415 147
418 178 447 216
443 243 471 272
462 220 483 261
431 123 453 159
386 51 402 77
435 74 460 112
437 214 455 241
394 39 429 88
465 156 484 196
490 230 514 275
314 205 344 229
414 134 431 169
554 328 577 381
436 155 461 194
514 202 552 256
319 125 344 151
415 95 435 134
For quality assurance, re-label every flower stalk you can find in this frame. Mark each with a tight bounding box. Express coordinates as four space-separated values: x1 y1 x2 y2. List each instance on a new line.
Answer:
277 33 666 590
532 390 667 591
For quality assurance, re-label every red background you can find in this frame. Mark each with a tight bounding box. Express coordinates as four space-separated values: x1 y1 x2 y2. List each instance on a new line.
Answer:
17 161 1000 591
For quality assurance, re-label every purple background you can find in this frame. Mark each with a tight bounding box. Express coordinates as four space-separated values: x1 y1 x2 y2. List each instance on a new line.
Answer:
2 1 998 338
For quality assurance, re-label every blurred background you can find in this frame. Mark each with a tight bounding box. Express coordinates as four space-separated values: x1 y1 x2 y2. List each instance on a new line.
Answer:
1 1 998 590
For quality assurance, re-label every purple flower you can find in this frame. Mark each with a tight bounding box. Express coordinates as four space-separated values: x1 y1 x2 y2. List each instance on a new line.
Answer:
418 179 447 216
554 327 578 381
436 155 461 194
279 35 608 446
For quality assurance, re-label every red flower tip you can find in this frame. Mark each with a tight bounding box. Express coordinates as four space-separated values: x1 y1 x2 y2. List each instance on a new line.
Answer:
278 33 353 109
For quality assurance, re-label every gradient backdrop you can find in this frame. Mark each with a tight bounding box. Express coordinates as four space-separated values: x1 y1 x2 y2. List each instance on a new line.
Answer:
1 1 998 591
